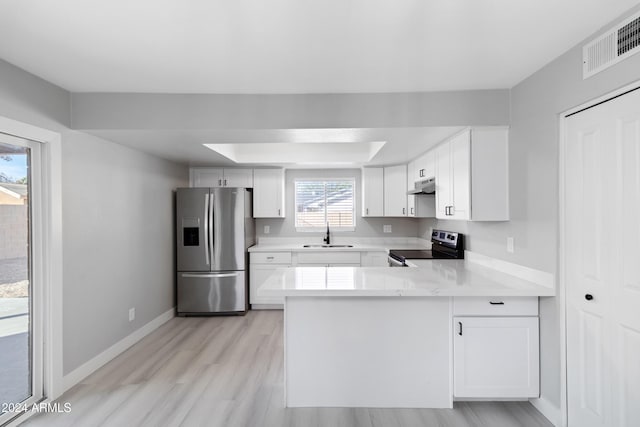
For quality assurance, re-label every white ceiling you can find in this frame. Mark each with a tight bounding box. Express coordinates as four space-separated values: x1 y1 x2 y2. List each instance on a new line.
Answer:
0 0 636 94
90 127 464 167
0 1 637 166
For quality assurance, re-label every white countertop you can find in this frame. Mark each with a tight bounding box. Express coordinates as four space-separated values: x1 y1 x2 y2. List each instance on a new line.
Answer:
249 237 431 253
258 261 555 297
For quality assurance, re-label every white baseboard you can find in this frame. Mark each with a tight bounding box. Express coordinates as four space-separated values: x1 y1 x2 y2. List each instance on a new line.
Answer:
530 396 562 426
62 307 175 392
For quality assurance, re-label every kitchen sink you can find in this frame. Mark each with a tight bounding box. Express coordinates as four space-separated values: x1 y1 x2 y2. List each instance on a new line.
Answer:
302 244 354 248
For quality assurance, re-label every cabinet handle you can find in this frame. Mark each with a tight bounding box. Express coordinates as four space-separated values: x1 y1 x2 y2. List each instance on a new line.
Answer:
224 179 227 186
585 294 594 301
278 208 281 216
489 301 504 305
266 256 274 260
402 207 406 215
410 207 414 215
366 208 369 215
218 179 222 186
458 321 463 336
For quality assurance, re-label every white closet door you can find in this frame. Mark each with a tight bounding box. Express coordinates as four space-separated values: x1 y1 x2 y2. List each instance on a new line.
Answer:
565 88 640 427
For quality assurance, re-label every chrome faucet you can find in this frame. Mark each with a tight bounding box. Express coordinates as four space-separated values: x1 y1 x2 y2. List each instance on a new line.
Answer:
323 223 330 245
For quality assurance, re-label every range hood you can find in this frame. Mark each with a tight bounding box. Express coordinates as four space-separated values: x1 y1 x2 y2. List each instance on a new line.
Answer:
407 177 435 195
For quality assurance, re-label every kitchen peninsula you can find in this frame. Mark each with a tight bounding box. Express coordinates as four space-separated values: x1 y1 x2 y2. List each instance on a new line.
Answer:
258 256 554 408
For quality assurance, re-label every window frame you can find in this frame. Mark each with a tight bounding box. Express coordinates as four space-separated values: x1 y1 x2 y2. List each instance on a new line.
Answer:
294 177 356 232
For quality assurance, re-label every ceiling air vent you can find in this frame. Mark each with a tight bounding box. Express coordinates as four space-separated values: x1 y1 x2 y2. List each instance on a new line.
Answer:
583 11 640 79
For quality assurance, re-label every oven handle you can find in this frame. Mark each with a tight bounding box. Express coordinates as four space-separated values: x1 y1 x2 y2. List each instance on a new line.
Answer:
387 256 406 267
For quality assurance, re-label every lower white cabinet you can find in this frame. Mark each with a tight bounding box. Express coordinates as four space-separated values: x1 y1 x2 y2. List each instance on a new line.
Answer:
453 316 539 398
249 252 291 307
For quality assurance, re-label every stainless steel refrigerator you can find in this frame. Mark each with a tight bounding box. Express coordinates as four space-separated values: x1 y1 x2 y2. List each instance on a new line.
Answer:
176 187 255 315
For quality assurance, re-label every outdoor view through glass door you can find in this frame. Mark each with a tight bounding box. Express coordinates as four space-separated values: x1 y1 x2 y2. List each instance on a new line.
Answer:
0 133 42 424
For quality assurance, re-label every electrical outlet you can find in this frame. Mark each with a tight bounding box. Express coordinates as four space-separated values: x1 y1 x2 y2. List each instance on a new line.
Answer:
383 225 392 233
507 237 515 253
129 307 135 322
264 225 270 234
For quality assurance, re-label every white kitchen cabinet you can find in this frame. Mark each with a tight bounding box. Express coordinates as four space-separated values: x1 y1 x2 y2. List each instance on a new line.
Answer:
249 251 292 307
222 168 254 187
435 128 509 221
253 168 285 218
190 167 253 188
453 316 539 398
414 150 435 181
383 164 407 217
362 167 384 217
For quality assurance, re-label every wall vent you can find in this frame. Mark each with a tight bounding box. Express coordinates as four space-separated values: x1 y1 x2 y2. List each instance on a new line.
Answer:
583 11 640 79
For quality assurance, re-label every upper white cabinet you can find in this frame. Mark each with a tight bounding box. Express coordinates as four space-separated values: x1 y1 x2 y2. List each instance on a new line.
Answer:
222 168 254 187
362 167 384 217
414 150 435 182
190 168 253 188
383 165 407 217
435 128 509 221
253 169 285 218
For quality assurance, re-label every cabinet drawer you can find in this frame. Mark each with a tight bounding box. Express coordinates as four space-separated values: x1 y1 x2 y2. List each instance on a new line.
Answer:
250 252 292 264
453 297 538 316
296 251 361 265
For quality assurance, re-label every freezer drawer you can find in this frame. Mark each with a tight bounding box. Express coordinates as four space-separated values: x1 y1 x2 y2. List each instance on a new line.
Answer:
177 271 247 315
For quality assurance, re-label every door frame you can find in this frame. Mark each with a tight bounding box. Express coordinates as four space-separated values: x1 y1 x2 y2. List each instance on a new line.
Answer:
0 116 64 410
559 79 640 427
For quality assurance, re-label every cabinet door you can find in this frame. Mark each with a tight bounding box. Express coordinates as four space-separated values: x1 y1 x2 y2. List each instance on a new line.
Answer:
435 143 451 218
450 130 471 220
423 150 435 179
362 168 384 217
407 195 416 217
406 160 416 190
223 168 253 188
191 168 224 187
407 161 416 217
453 316 539 398
253 169 285 218
383 165 407 217
249 264 285 305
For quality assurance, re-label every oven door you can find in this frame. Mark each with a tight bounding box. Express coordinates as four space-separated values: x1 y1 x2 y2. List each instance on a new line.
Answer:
388 255 407 267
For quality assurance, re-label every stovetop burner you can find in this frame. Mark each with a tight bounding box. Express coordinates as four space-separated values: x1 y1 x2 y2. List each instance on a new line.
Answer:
388 230 464 265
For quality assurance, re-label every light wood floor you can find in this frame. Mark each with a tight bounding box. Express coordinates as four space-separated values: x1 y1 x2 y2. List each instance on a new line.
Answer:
21 311 553 427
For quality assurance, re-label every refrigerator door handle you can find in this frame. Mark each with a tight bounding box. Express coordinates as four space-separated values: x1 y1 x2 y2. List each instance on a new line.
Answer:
181 273 239 278
209 191 215 267
203 192 210 265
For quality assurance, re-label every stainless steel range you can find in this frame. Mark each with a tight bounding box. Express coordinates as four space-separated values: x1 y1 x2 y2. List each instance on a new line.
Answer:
388 230 464 267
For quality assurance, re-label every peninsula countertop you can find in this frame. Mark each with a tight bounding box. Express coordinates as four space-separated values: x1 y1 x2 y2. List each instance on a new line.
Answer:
258 260 555 297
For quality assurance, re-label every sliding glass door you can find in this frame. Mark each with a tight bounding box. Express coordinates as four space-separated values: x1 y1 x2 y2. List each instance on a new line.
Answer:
0 133 42 425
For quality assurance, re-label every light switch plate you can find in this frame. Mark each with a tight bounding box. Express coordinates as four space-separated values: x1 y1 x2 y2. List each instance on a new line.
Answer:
383 225 392 233
264 225 270 234
128 307 135 322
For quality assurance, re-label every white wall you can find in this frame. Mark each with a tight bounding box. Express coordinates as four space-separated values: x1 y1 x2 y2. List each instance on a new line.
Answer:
61 131 186 373
256 169 419 239
0 59 189 375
